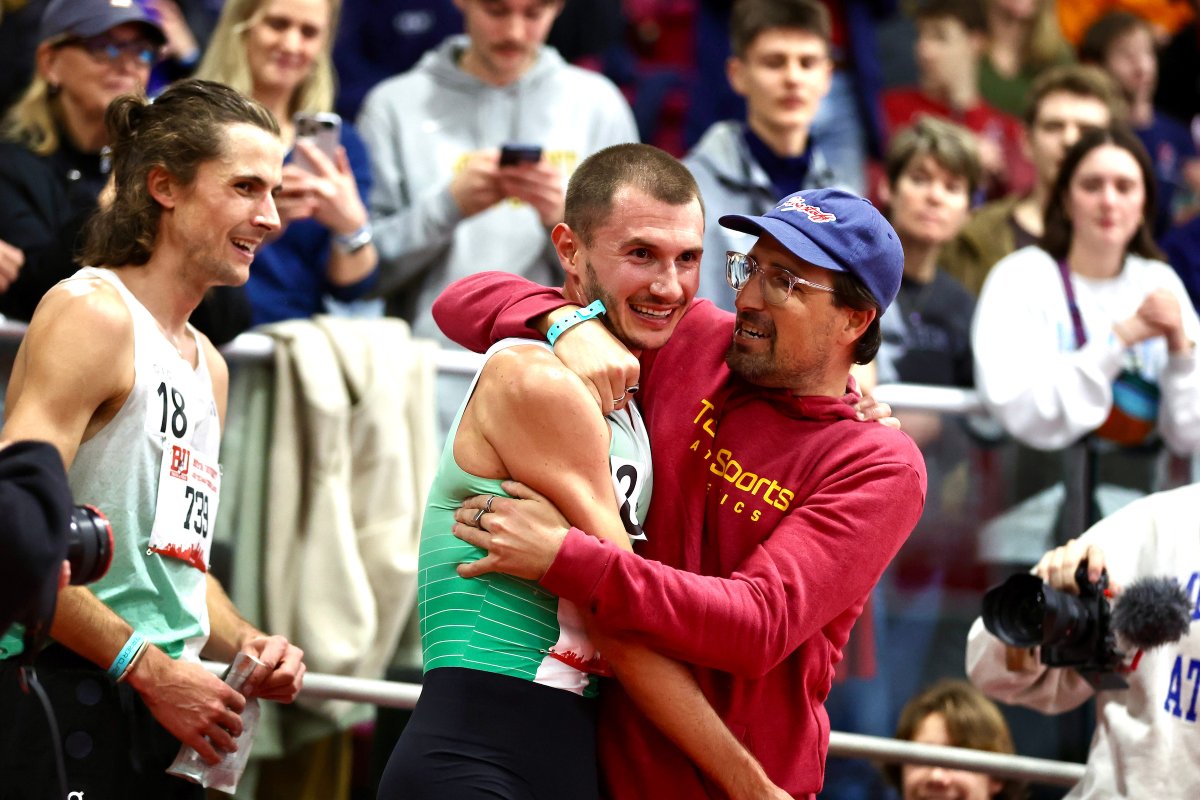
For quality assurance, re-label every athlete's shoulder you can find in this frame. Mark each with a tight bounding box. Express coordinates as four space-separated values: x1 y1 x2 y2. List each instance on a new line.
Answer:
29 275 132 349
480 344 602 420
11 275 136 422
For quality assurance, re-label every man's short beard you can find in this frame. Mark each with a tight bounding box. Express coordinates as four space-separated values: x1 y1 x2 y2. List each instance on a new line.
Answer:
581 261 616 323
724 342 790 388
724 337 832 392
580 259 638 349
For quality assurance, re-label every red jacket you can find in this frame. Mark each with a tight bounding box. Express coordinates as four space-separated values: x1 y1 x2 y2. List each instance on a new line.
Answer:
435 277 927 798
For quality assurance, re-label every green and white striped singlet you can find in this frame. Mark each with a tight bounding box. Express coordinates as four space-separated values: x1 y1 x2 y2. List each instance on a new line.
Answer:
417 339 651 697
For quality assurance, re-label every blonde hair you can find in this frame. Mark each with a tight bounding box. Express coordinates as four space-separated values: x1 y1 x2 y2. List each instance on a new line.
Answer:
2 73 60 155
196 0 341 117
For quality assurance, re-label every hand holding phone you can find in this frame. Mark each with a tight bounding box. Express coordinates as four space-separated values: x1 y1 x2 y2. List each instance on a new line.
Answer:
494 144 564 227
293 111 342 173
499 143 543 167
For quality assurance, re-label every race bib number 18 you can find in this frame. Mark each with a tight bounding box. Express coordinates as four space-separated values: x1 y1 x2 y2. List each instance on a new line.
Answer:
148 442 221 571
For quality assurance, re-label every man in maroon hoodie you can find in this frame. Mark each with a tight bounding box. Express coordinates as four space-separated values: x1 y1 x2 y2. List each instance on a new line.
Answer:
438 186 927 798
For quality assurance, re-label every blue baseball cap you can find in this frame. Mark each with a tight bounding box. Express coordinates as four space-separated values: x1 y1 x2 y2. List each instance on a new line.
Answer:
719 188 904 311
39 0 164 45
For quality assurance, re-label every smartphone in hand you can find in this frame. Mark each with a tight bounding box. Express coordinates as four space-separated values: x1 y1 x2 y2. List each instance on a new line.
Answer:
499 143 543 167
293 111 342 172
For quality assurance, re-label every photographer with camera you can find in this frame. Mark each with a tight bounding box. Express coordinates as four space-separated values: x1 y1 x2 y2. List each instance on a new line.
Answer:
0 439 114 638
0 440 75 637
966 482 1200 798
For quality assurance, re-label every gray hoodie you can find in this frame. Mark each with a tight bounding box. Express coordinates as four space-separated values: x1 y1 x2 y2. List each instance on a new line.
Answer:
357 36 638 341
683 120 840 311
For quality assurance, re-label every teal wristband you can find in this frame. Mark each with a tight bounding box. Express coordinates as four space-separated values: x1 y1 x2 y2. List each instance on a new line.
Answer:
546 299 606 346
107 632 147 681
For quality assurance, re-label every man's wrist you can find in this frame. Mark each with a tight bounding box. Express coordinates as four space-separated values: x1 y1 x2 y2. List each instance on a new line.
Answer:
237 626 268 653
124 642 166 693
107 631 147 681
536 305 583 337
540 527 606 605
546 299 606 346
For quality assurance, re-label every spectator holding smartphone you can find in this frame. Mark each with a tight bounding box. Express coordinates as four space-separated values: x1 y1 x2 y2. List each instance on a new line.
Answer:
356 0 638 433
197 0 379 325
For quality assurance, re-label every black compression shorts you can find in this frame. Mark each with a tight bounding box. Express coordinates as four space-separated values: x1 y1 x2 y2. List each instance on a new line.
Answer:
377 667 600 800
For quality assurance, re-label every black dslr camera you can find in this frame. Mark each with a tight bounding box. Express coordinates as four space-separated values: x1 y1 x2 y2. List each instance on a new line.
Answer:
66 504 113 586
16 504 112 651
982 563 1127 690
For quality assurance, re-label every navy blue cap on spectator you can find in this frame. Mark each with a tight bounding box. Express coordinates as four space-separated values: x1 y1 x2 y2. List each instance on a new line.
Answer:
39 0 164 45
719 189 904 311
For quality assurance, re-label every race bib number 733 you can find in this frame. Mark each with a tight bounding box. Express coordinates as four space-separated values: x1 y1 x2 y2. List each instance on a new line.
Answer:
148 442 221 571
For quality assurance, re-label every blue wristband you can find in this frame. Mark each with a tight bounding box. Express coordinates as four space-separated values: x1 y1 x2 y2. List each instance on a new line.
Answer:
107 632 147 681
546 299 606 347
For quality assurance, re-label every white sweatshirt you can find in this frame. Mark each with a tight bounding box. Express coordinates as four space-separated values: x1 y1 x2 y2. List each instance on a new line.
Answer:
971 246 1200 452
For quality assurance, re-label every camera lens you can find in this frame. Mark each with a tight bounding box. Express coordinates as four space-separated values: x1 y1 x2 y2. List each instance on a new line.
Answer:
983 573 1096 650
67 504 114 586
983 574 1047 647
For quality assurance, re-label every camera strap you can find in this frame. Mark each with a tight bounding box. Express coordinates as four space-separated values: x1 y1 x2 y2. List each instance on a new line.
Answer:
16 622 69 800
17 580 57 691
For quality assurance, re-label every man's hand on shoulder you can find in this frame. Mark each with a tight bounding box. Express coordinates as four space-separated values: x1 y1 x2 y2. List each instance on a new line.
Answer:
853 392 899 428
845 370 899 428
126 644 247 765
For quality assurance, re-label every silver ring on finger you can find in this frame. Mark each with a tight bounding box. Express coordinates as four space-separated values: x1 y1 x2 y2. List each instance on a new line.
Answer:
472 506 487 524
625 384 640 395
484 494 497 513
612 391 626 406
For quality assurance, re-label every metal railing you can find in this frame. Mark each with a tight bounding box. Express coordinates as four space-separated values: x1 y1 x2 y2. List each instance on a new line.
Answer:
201 663 1085 788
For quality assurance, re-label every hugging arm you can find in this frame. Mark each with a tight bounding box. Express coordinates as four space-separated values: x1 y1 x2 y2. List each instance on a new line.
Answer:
465 350 784 798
